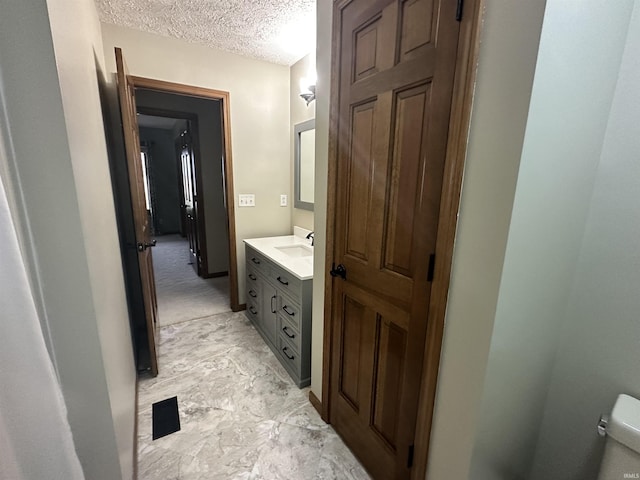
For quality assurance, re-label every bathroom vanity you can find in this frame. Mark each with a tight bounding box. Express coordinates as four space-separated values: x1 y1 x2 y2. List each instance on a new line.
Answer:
243 229 313 387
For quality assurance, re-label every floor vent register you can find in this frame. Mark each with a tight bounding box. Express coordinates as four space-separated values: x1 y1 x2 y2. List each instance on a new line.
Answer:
152 396 181 440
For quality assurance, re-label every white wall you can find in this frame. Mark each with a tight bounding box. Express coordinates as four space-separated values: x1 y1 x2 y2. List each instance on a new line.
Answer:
100 23 291 304
0 0 136 478
529 2 640 478
48 2 137 476
310 0 332 399
468 2 635 478
0 102 84 480
290 52 316 231
425 1 548 478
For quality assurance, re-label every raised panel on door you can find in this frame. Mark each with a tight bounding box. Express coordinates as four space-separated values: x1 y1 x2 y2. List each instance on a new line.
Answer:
381 83 432 279
328 0 462 477
344 101 376 263
331 280 411 479
371 316 408 449
399 0 436 61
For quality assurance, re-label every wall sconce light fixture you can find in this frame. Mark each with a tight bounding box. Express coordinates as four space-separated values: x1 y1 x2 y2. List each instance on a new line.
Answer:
299 74 316 106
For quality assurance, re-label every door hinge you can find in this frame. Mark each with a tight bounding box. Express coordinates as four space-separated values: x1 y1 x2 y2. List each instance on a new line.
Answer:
456 0 464 21
407 444 415 468
427 254 436 282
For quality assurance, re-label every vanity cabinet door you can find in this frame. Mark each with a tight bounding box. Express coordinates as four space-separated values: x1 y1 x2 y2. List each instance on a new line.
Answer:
260 282 278 347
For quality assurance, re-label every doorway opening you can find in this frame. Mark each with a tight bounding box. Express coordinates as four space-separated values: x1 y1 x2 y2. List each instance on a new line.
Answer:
131 77 240 317
136 110 232 328
112 48 241 375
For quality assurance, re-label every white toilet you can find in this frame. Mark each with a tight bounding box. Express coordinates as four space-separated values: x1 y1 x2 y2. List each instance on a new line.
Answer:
598 394 640 479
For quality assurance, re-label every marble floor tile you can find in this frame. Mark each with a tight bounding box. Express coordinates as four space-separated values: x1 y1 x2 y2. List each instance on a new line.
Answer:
249 422 372 480
138 311 370 480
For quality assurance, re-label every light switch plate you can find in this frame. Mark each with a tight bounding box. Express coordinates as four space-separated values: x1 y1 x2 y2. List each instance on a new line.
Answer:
280 194 288 207
239 194 255 207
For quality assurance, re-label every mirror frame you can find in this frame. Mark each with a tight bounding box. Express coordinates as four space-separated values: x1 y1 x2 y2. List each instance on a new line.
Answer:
294 119 315 211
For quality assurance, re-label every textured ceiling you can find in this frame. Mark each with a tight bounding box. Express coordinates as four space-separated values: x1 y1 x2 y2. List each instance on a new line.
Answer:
95 0 316 65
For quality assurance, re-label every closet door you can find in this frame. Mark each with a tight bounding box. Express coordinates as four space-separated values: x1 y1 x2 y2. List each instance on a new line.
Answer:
327 0 462 477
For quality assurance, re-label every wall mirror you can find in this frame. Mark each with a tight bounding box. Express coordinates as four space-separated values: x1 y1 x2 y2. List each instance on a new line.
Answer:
294 119 315 211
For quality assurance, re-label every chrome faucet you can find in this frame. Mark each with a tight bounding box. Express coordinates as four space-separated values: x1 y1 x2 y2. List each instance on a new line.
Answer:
306 231 315 246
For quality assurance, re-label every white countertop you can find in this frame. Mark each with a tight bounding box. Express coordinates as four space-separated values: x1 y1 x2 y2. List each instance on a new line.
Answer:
243 228 314 280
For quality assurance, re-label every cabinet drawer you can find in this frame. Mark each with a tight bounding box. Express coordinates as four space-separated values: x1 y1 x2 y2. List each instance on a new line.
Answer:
246 281 261 303
278 314 301 352
246 265 261 287
246 246 269 276
277 294 301 331
269 265 301 298
246 299 260 323
276 335 301 378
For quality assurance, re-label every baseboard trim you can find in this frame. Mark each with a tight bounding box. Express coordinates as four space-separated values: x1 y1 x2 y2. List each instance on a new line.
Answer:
309 390 323 418
202 271 229 279
133 377 139 480
233 303 246 312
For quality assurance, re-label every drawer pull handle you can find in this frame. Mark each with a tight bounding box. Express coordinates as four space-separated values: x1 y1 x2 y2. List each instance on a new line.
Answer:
252 257 261 265
249 273 257 281
249 290 257 298
282 305 295 316
271 295 277 314
277 276 289 286
282 347 295 360
249 306 257 314
282 326 295 339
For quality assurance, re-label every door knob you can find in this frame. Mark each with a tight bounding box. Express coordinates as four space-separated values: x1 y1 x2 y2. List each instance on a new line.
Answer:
330 263 347 280
137 240 157 252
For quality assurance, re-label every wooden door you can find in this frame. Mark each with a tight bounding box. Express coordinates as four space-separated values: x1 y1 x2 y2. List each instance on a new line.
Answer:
178 128 200 274
328 0 461 478
115 47 159 376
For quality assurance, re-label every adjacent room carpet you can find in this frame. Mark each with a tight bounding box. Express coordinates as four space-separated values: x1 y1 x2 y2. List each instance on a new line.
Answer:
152 234 231 327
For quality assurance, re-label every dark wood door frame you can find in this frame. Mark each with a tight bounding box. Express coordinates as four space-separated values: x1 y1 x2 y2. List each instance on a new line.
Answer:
131 76 241 312
136 106 209 277
320 0 484 478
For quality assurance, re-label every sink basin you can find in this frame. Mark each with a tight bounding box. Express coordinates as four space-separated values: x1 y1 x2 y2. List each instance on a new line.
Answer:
275 244 313 258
